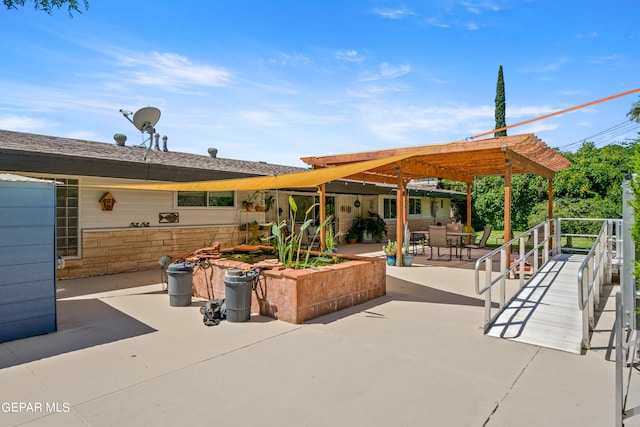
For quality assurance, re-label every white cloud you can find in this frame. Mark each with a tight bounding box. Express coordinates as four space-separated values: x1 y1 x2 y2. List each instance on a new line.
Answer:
0 115 51 132
268 52 311 67
238 110 279 127
371 8 417 20
424 17 451 28
519 59 568 73
115 51 231 90
357 103 495 141
335 49 365 63
461 0 507 14
574 32 598 40
359 62 411 82
589 54 620 65
464 21 481 30
507 104 557 118
518 122 560 134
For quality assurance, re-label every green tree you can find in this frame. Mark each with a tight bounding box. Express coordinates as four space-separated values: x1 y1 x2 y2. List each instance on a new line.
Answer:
494 65 507 137
467 142 635 234
553 142 633 204
628 96 640 123
3 0 88 16
470 174 545 232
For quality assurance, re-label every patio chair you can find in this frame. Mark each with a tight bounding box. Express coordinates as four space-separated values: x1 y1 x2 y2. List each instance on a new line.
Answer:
409 230 428 255
495 229 513 246
427 225 452 260
464 225 492 259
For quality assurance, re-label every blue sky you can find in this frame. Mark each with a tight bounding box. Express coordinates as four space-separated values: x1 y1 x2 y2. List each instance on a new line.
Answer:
1 0 639 167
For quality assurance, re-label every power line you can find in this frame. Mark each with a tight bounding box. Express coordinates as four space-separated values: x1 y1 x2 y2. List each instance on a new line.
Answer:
559 120 640 149
470 87 640 140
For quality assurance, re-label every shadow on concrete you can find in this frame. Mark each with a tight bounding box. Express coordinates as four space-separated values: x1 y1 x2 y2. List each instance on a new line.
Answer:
304 275 496 325
56 268 163 299
0 299 156 369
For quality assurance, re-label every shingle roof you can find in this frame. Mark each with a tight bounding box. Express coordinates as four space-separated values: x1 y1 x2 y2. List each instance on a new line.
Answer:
0 129 306 179
0 129 464 197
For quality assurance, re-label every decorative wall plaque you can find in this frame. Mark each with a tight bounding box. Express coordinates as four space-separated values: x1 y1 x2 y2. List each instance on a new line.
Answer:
159 212 179 223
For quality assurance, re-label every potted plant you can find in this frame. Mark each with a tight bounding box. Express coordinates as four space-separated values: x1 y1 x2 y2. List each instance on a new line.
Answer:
243 190 266 211
347 215 365 243
401 225 414 266
402 244 414 267
363 211 388 242
382 239 397 266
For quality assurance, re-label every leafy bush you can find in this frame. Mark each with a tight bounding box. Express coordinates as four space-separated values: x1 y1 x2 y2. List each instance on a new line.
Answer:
265 196 333 269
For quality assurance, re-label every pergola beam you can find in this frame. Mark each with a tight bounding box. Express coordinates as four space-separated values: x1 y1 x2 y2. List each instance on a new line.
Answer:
502 146 556 179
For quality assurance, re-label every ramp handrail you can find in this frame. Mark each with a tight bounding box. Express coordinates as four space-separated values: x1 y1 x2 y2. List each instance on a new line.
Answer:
474 220 554 332
576 220 611 350
475 217 618 348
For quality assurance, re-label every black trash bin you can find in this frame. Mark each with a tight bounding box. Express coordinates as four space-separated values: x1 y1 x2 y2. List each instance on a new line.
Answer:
224 269 254 322
167 262 193 307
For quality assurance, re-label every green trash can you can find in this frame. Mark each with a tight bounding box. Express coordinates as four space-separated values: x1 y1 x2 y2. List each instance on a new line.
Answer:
224 269 254 322
167 262 193 307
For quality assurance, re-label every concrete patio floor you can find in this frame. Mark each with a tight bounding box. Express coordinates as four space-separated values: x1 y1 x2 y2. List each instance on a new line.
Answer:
1 243 640 426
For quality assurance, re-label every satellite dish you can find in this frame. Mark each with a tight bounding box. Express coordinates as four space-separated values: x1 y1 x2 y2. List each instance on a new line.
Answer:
132 107 161 133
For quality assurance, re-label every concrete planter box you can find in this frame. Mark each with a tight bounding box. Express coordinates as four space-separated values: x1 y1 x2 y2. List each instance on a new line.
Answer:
191 253 386 324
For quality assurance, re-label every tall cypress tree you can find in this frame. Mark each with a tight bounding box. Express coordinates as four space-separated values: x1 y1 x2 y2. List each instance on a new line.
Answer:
494 65 507 137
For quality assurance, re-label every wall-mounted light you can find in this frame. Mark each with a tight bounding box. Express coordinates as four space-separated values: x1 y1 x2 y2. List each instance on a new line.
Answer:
99 192 116 211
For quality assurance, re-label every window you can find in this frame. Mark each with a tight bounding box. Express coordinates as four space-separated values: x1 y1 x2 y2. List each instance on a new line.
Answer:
177 191 235 207
383 198 396 219
55 178 79 257
408 198 422 215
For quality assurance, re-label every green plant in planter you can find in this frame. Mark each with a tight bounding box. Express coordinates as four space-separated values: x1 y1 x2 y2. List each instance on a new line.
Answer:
382 239 397 255
364 211 388 242
325 226 341 253
347 215 365 242
265 196 333 269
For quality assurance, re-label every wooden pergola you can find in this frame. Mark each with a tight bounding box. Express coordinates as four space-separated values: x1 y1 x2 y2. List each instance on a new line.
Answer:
301 133 571 264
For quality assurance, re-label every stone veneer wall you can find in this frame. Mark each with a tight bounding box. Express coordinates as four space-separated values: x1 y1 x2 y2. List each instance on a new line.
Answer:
58 225 266 279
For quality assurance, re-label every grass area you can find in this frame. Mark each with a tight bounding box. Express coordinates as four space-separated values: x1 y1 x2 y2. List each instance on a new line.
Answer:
485 229 595 250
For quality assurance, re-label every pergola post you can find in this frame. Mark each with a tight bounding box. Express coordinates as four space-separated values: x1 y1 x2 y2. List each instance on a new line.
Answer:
396 168 404 265
548 178 553 248
504 160 512 269
466 182 472 231
319 183 326 252
547 179 553 219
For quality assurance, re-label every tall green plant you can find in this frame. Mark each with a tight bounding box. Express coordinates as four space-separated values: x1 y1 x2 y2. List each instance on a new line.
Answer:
494 65 507 137
266 196 333 269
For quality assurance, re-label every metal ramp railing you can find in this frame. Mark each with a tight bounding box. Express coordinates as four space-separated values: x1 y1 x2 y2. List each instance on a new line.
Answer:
475 218 619 353
616 177 637 426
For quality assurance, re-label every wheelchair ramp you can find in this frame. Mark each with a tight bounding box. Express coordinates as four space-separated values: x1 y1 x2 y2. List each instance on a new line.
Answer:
486 254 586 354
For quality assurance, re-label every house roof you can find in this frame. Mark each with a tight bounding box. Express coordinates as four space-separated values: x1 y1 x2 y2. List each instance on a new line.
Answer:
0 129 305 182
301 133 571 183
0 129 465 198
